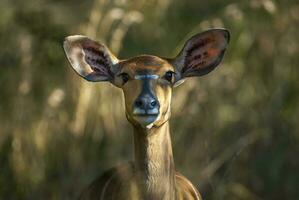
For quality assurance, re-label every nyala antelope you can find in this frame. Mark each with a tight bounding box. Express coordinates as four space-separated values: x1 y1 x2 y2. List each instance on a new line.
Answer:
63 28 230 200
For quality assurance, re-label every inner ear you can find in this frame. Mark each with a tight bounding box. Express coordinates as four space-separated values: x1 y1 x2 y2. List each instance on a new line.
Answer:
63 35 120 82
172 29 230 79
82 46 114 81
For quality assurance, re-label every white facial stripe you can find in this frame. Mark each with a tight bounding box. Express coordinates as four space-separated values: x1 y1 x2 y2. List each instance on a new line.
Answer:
134 74 159 80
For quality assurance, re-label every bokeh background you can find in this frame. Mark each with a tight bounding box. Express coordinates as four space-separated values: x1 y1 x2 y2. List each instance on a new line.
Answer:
1 0 299 199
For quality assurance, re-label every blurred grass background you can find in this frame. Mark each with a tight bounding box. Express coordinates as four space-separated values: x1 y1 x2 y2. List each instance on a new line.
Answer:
0 0 299 199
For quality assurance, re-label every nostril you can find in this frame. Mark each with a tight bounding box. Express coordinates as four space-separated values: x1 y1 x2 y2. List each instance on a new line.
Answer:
150 100 157 107
135 100 143 107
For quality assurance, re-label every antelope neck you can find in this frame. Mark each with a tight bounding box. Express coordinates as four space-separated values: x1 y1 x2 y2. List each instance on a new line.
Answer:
132 121 176 199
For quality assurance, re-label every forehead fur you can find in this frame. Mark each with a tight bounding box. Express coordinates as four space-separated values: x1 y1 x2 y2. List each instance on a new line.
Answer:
119 55 173 73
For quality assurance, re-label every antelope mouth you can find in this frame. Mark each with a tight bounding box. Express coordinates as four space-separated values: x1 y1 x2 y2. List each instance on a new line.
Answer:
133 115 158 128
133 114 158 120
133 112 159 120
132 110 159 127
132 107 159 116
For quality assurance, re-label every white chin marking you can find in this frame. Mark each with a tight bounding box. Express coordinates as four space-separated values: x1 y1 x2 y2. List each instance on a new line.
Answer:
146 123 154 129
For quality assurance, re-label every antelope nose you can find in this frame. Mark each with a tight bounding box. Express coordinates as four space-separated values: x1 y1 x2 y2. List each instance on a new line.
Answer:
134 95 159 114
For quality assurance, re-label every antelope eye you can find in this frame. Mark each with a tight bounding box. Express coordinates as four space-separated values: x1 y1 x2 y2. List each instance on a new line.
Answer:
164 71 175 83
119 73 130 84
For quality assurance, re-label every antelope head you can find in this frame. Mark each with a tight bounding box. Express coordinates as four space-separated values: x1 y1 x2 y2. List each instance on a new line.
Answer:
63 29 230 130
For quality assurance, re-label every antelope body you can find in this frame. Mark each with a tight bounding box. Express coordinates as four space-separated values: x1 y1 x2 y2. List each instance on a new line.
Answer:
63 29 230 200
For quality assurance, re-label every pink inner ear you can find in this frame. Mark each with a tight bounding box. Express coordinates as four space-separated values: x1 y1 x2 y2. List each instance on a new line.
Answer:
206 48 219 57
186 37 214 54
83 47 113 78
183 36 221 75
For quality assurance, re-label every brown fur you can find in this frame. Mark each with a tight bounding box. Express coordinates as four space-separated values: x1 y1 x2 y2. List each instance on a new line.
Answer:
79 56 202 200
64 29 230 200
79 165 201 200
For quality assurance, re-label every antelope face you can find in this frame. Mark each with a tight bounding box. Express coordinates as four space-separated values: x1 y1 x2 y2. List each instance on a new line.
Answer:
116 56 175 128
63 29 230 129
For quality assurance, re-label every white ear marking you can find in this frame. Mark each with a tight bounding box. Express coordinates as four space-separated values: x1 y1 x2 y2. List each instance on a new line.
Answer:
173 79 185 87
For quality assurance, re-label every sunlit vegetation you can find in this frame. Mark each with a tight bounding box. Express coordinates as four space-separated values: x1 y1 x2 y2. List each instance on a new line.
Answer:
0 0 298 199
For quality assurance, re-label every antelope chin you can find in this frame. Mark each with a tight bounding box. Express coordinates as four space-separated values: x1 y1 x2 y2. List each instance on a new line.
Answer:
133 114 158 128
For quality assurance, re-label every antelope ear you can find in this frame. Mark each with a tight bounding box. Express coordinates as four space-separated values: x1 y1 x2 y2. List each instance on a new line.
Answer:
172 29 230 80
63 35 119 82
